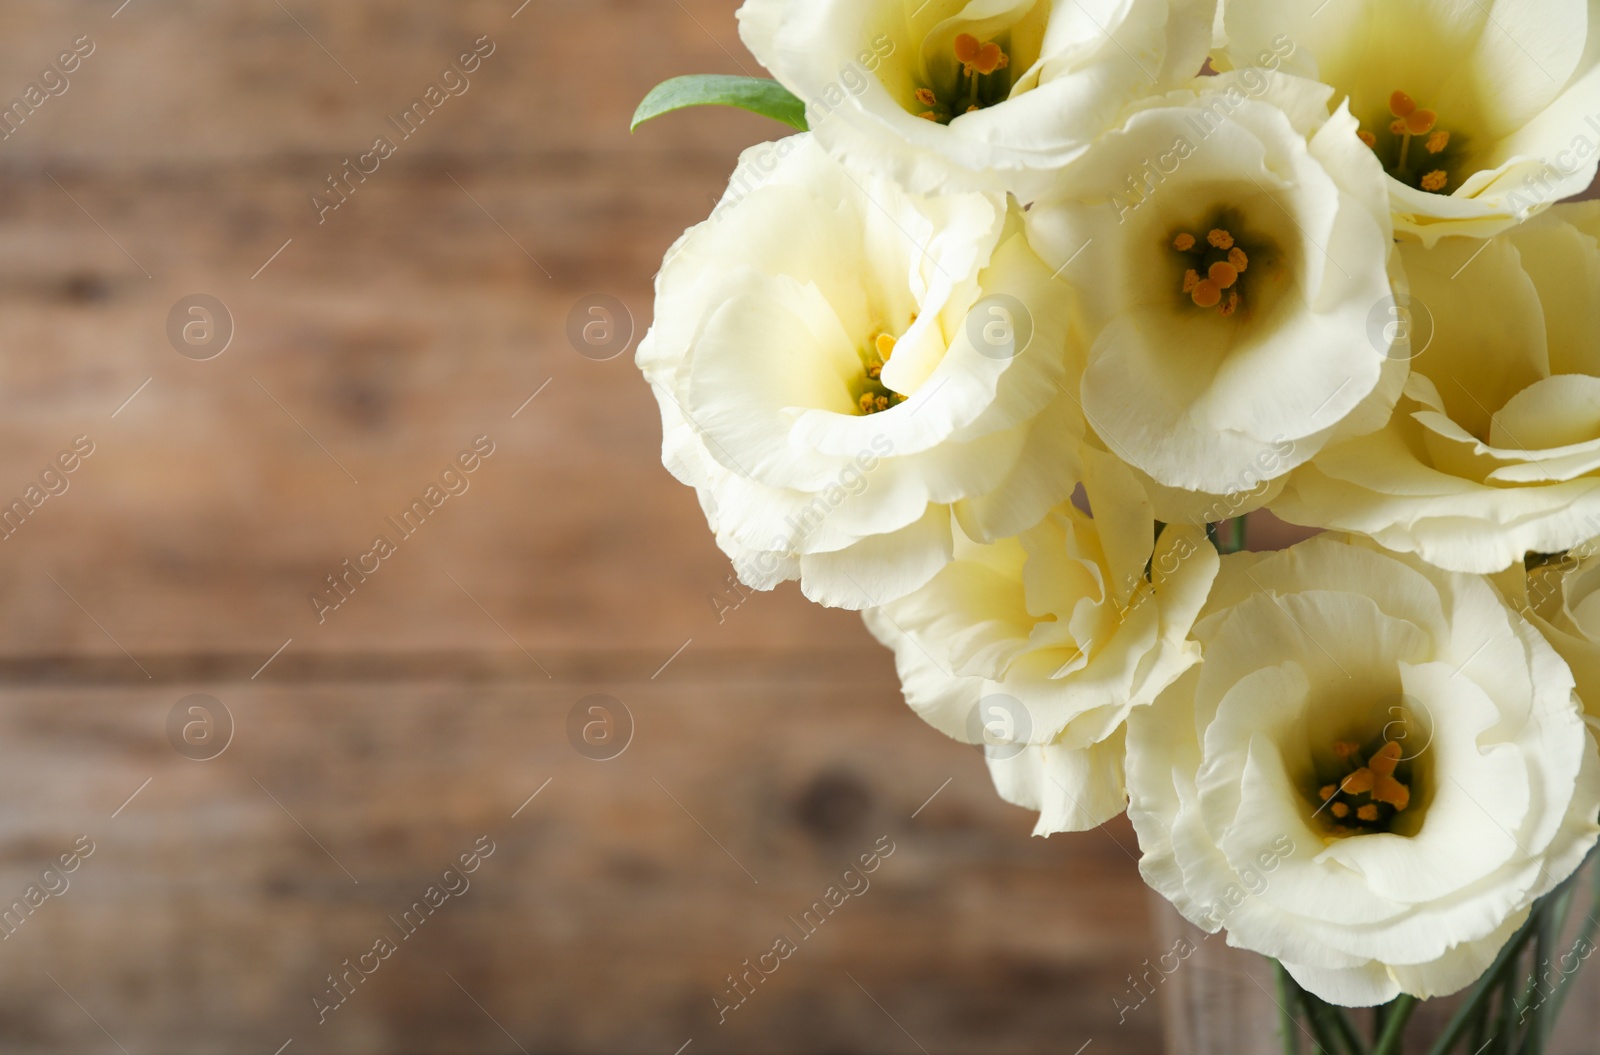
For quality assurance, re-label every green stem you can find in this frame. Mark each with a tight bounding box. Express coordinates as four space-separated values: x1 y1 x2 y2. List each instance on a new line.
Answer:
1282 969 1347 1054
1278 962 1304 1055
1303 1001 1348 1054
1469 1010 1487 1055
1324 1002 1369 1055
1207 517 1250 556
1295 980 1364 1055
1517 904 1554 1055
1495 957 1520 1055
1544 846 1600 1025
1520 882 1578 1055
1423 912 1542 1055
1372 994 1416 1055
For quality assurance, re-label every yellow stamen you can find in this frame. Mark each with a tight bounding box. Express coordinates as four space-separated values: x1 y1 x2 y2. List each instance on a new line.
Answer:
1389 91 1417 118
859 394 876 413
1341 768 1375 795
1426 130 1450 154
914 88 938 108
1182 269 1200 293
1219 290 1239 317
1369 741 1402 774
1319 738 1412 830
1421 169 1448 192
875 333 897 362
1207 229 1234 250
1173 233 1195 251
1367 741 1411 810
1208 261 1239 290
1404 109 1437 136
1358 130 1377 149
918 111 940 122
1191 280 1221 309
954 33 1008 76
1389 118 1408 136
1228 247 1249 273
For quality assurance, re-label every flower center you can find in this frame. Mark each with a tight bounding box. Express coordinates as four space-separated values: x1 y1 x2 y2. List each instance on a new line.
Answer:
1312 739 1413 837
855 332 907 415
1358 90 1460 195
1171 226 1253 317
914 33 1014 124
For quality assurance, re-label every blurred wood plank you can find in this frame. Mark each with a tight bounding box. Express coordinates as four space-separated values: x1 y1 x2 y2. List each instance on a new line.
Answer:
0 679 1158 1054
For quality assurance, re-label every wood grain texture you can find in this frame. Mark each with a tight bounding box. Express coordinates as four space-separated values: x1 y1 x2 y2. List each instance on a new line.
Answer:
0 1 1154 1052
0 1 1594 1051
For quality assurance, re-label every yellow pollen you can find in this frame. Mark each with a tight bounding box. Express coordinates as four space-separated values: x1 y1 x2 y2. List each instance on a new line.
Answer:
875 333 898 362
866 363 882 379
1389 118 1408 136
1173 233 1196 251
1207 229 1234 250
1182 269 1200 293
1228 247 1249 272
1358 129 1377 149
954 33 1009 76
1367 741 1411 810
1389 91 1417 118
1421 169 1448 192
1191 280 1221 309
967 104 980 113
1318 738 1412 829
1404 109 1437 136
1341 768 1375 795
1426 130 1450 154
918 111 939 121
1219 290 1239 317
1208 261 1239 290
914 88 937 108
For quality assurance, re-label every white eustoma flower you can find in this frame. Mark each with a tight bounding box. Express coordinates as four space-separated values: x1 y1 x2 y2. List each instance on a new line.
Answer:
737 0 1216 198
1127 535 1600 1006
1217 0 1600 243
1025 72 1406 496
637 135 1080 610
864 448 1218 834
1498 540 1600 727
1275 203 1600 575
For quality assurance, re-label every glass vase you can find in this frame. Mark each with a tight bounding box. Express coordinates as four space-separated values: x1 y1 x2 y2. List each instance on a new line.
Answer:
1149 853 1600 1054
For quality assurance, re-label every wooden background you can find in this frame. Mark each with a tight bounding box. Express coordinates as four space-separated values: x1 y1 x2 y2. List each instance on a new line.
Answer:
0 2 1157 1052
0 2 1591 1052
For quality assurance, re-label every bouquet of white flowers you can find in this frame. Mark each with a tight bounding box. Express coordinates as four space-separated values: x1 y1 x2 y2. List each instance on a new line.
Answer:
633 2 1600 1051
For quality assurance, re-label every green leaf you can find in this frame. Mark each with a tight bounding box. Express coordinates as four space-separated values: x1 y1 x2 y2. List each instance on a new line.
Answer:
631 75 808 133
